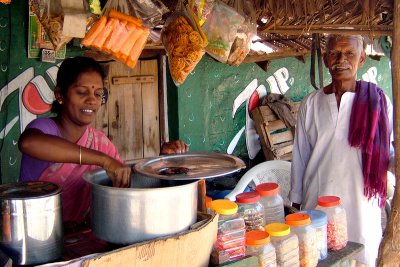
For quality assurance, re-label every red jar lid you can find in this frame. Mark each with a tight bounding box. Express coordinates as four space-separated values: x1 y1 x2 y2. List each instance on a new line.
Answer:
317 196 341 207
255 183 279 196
236 191 260 203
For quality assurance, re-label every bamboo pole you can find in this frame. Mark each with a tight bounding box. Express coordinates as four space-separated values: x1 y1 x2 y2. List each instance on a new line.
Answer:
377 0 400 266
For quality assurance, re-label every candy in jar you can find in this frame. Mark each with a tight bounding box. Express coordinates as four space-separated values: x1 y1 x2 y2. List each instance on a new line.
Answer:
286 213 318 267
299 209 328 260
245 230 277 267
236 191 265 232
265 223 300 266
315 196 348 251
210 199 246 265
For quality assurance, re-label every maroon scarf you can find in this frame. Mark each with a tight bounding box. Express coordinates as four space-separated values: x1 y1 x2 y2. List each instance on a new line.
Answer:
348 80 390 208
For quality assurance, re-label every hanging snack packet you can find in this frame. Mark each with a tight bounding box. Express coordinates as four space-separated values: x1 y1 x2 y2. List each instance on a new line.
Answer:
202 1 244 63
161 1 208 86
82 10 150 69
190 0 215 26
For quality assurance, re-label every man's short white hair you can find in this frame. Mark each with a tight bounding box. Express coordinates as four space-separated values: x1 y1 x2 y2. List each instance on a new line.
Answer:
325 34 366 52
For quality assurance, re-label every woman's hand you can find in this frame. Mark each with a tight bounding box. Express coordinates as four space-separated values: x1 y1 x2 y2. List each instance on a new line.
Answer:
160 140 189 155
103 157 131 188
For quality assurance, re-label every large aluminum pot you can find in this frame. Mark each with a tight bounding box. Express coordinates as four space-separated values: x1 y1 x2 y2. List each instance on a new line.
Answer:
0 181 63 265
84 169 198 245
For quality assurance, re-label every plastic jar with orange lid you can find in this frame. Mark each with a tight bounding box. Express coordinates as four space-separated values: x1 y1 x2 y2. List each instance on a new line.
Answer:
255 183 285 225
286 213 318 267
245 230 277 267
315 196 348 251
265 223 300 267
299 210 328 260
236 191 265 231
210 199 246 265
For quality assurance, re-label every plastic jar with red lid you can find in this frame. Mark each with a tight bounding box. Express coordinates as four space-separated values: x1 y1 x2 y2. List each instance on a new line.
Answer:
245 230 277 267
236 191 265 231
256 183 285 225
315 196 348 251
286 213 318 267
210 199 246 265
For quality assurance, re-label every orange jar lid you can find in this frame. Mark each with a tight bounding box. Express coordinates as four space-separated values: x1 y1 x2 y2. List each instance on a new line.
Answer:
255 183 279 196
317 196 341 207
285 213 311 226
246 230 270 245
236 191 260 203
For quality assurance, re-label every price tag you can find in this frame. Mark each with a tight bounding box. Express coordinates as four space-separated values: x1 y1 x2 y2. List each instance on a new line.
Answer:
41 49 56 63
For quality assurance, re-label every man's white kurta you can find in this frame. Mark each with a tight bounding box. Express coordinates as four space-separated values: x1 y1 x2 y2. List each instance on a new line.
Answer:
289 88 393 266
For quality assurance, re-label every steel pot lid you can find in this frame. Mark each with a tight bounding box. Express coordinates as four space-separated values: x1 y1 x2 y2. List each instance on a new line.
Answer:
0 181 61 199
133 152 246 180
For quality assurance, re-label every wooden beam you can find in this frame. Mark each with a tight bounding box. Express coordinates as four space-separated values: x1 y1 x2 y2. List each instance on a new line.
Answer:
259 28 392 37
244 51 309 63
377 0 400 266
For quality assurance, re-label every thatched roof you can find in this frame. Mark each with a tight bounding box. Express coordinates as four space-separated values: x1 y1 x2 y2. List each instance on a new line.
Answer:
156 0 393 62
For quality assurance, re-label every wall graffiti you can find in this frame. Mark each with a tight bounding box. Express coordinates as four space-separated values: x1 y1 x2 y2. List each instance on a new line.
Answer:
0 64 59 182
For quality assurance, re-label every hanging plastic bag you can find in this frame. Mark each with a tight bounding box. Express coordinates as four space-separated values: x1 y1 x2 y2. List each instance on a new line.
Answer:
33 0 72 51
102 0 169 28
191 0 215 26
202 1 244 64
82 10 150 69
161 0 208 86
226 0 257 66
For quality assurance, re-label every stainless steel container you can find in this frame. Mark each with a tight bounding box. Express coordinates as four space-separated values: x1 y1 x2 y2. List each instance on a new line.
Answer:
0 181 63 265
84 169 198 245
84 153 246 245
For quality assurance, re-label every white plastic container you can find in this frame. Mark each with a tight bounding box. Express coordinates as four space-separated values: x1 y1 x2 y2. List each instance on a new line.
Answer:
265 223 300 266
315 196 348 251
210 199 246 265
245 230 277 267
256 183 285 225
299 210 328 260
236 191 265 231
286 213 318 267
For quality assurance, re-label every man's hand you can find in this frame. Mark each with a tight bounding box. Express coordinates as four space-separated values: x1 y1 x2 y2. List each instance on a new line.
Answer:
103 157 131 187
161 140 189 155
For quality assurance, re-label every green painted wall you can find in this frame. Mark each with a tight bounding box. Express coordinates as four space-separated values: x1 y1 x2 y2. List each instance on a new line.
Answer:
0 0 82 184
173 54 392 158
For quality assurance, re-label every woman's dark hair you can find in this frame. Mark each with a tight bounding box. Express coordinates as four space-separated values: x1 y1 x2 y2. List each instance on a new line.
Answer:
51 56 105 114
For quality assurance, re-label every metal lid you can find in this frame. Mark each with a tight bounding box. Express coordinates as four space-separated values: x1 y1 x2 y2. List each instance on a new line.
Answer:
133 152 246 180
0 181 61 199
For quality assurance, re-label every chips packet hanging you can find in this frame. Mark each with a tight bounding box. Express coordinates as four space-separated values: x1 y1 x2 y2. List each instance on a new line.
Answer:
161 0 208 86
82 9 150 69
226 0 257 66
33 0 73 51
202 1 244 64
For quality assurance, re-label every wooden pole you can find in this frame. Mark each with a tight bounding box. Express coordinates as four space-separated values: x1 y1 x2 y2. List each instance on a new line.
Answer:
377 0 400 266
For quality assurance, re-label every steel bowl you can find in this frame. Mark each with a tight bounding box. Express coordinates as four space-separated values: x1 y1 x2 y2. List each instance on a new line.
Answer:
84 169 198 245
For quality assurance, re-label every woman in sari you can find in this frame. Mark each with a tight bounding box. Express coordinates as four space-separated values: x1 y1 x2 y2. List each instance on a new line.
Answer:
18 56 188 229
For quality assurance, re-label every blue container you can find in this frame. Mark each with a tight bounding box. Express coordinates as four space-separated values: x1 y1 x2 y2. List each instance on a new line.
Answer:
299 210 328 260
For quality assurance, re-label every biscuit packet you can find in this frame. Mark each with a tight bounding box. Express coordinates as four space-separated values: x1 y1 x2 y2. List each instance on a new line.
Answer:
161 0 208 86
33 0 89 51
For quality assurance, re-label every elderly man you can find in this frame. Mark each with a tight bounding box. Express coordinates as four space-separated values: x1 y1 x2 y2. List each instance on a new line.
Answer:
289 34 394 266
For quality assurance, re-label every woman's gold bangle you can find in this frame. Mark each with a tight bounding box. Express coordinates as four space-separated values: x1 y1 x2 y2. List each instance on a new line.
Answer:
79 145 82 165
